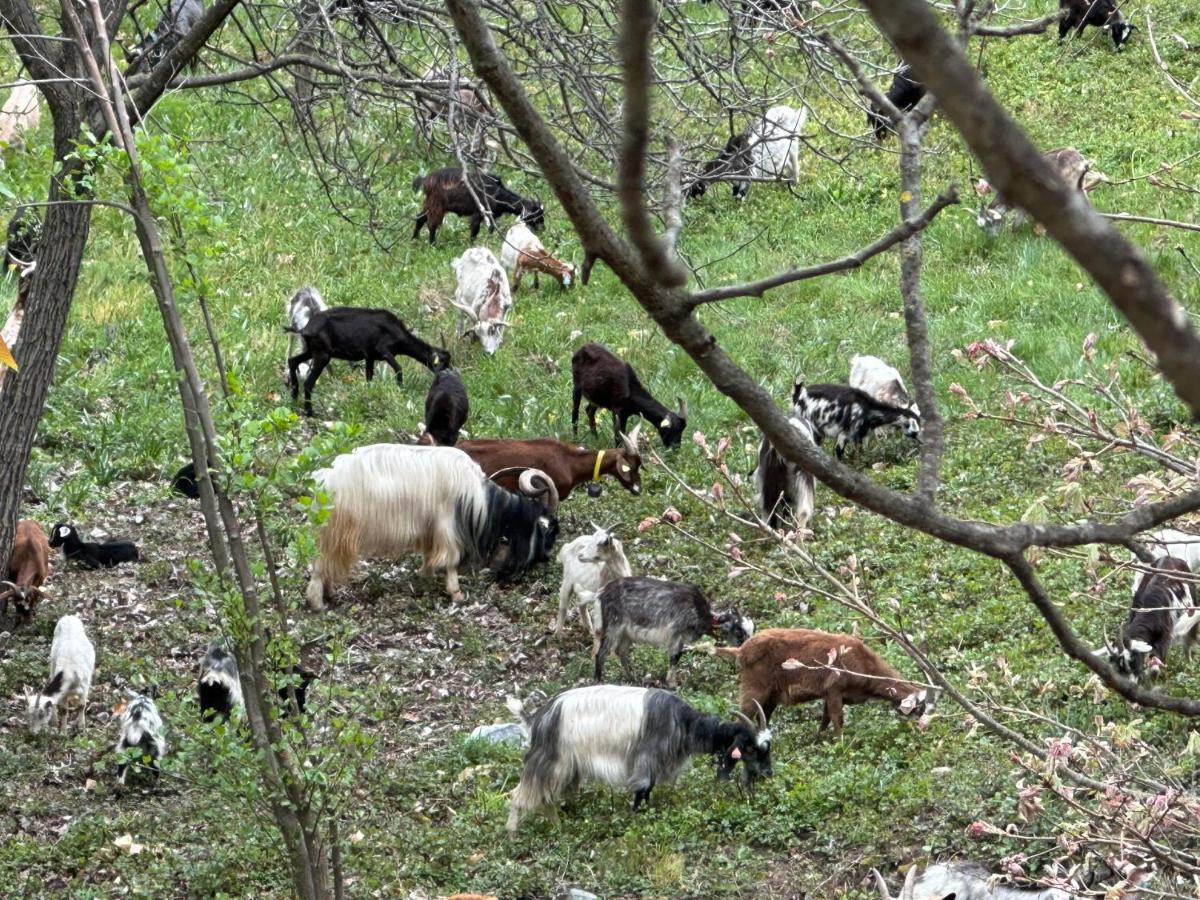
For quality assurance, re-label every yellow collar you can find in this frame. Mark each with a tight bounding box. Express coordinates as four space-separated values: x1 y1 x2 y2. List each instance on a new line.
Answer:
592 450 605 482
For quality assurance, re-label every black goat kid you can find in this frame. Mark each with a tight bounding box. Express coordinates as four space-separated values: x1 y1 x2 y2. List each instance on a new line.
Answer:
571 342 687 449
49 524 139 569
287 307 451 417
866 65 927 141
687 134 752 200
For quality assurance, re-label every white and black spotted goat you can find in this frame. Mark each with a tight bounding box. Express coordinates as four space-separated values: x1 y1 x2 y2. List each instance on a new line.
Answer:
24 614 95 734
115 693 167 785
1101 556 1197 682
754 414 816 531
875 861 1073 899
793 379 920 459
504 685 772 831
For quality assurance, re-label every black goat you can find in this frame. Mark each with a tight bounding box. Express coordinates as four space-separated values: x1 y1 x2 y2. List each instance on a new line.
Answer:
420 368 469 447
1060 0 1136 50
5 205 40 276
571 342 687 449
171 462 200 499
866 65 927 141
49 524 139 569
1103 556 1196 682
287 306 451 417
687 133 752 200
795 382 920 459
412 167 544 244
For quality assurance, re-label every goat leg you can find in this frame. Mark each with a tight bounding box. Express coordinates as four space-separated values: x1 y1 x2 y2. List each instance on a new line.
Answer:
570 387 583 437
825 690 844 738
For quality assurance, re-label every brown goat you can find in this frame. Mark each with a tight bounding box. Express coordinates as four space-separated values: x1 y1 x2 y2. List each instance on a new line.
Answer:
459 432 643 501
1 519 50 623
715 628 932 737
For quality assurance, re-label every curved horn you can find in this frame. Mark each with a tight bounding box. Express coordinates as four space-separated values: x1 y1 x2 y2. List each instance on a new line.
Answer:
751 698 768 732
733 709 756 733
619 431 637 455
677 396 688 419
899 865 918 900
872 869 894 900
518 468 559 516
448 297 479 320
0 580 19 592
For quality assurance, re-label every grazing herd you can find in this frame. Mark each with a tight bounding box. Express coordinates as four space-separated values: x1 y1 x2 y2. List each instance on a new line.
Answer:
1 5 1183 894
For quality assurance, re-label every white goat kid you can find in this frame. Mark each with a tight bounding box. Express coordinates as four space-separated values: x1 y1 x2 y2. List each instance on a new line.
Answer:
750 104 807 184
25 614 95 734
555 521 633 636
450 247 513 354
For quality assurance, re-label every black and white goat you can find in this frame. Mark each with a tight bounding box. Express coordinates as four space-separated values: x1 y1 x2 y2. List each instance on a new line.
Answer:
1102 556 1196 682
1131 529 1200 595
875 862 1073 900
305 444 559 608
198 643 243 721
286 306 451 417
5 205 40 277
571 342 687 449
1059 0 1136 50
594 576 753 687
450 247 513 355
755 415 816 531
420 368 469 446
115 694 167 785
848 354 922 441
49 523 139 569
793 381 920 459
283 286 328 388
686 134 753 201
978 147 1106 235
128 0 203 73
505 685 772 831
555 524 633 635
24 614 95 734
866 65 927 141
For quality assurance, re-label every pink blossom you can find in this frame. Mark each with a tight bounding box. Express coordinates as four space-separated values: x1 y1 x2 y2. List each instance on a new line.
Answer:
1047 736 1072 760
637 517 658 533
974 177 992 196
715 436 731 456
967 820 1001 837
692 431 708 448
662 506 682 524
774 592 787 603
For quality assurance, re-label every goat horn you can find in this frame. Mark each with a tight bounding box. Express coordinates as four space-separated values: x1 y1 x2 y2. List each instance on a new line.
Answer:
872 869 894 900
751 698 768 732
899 864 918 900
518 468 559 516
618 430 637 455
448 298 479 319
0 580 18 592
732 709 756 733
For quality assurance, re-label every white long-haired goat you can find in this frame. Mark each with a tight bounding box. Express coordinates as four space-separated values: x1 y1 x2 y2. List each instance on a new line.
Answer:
306 444 558 608
24 614 95 734
750 104 807 183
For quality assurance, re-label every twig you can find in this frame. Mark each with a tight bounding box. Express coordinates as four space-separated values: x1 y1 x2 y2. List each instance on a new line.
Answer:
1102 212 1200 233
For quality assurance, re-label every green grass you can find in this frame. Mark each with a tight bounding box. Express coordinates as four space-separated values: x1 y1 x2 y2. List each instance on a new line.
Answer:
1 2 1200 897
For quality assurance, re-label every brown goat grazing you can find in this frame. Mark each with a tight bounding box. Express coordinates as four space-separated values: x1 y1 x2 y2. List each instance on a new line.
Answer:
1 519 50 623
411 167 544 245
459 431 643 501
571 342 687 449
715 628 932 737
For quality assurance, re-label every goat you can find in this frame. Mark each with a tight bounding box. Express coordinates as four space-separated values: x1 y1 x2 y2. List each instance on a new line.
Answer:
6 204 40 277
420 368 469 446
686 133 753 201
504 685 771 831
794 382 920 458
415 65 492 140
755 415 816 531
749 104 807 184
866 65 927 141
875 862 1072 900
286 306 451 417
115 694 167 785
450 247 513 355
412 167 544 245
715 627 933 736
198 643 243 722
24 614 95 734
978 147 1107 234
128 0 203 73
555 523 632 635
305 444 559 608
1059 0 1136 50
283 286 328 388
459 429 643 501
499 222 575 290
1131 528 1200 595
0 81 39 149
49 523 139 569
848 354 923 442
594 576 753 687
571 342 687 449
170 462 200 499
1101 556 1196 682
1 519 50 624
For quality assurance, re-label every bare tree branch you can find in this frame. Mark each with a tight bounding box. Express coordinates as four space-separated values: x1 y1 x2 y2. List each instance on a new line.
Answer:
1102 212 1200 234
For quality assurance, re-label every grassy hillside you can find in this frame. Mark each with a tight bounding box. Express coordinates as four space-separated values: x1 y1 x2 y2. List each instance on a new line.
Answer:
1 2 1199 897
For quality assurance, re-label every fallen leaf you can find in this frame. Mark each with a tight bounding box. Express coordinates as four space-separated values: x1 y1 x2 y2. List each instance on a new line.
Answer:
114 833 144 854
0 333 16 371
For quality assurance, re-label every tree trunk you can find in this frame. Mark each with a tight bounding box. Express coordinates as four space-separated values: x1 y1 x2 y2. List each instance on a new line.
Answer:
0 111 93 571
